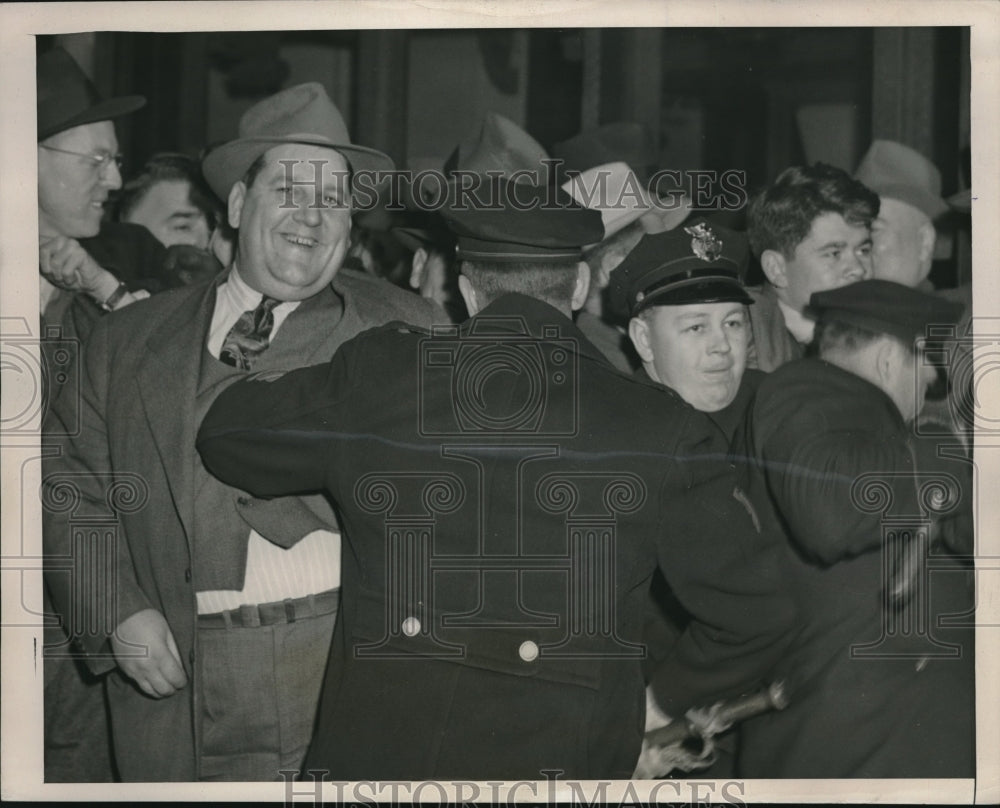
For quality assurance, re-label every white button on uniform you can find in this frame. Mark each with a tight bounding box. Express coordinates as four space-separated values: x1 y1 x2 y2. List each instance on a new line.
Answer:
518 640 539 662
401 617 421 637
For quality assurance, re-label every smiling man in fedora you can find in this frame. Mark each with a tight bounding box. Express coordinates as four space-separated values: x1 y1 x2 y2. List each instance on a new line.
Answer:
42 82 442 781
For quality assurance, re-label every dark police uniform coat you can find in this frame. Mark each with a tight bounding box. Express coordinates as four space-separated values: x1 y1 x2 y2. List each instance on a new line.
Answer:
198 293 796 781
737 358 975 777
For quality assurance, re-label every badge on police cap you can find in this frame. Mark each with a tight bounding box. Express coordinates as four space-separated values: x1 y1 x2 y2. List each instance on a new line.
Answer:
684 221 724 262
608 217 752 318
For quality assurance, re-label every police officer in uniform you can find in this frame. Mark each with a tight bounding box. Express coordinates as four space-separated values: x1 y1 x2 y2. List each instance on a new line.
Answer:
738 280 974 777
197 181 795 780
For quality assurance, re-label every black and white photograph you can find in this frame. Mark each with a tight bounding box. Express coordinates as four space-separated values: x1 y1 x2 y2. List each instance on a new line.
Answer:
1 1 998 803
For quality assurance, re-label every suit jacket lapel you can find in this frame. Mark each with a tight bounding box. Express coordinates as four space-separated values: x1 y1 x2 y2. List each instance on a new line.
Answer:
136 282 217 546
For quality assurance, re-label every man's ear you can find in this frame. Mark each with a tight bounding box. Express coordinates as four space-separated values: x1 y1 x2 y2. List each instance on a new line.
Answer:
873 336 899 388
410 247 429 291
918 221 936 264
570 262 591 312
227 181 247 230
457 273 480 317
760 249 788 289
628 315 655 364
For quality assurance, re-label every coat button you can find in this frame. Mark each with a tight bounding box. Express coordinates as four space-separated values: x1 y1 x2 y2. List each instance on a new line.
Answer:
401 617 421 637
184 568 192 583
518 640 539 662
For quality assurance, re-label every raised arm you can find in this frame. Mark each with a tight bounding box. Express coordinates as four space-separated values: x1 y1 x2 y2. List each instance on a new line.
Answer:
196 336 361 498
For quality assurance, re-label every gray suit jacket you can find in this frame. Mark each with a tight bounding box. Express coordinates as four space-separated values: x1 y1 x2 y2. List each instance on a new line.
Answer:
41 267 442 780
746 284 806 372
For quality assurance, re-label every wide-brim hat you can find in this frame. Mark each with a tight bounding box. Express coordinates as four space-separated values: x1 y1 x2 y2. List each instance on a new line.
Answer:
561 162 650 242
37 47 146 141
561 161 692 248
441 111 550 186
553 122 656 184
854 139 948 221
202 82 394 200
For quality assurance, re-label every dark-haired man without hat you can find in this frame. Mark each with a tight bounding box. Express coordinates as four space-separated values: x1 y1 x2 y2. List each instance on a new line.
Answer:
197 181 795 780
745 163 879 372
737 280 974 777
42 82 442 781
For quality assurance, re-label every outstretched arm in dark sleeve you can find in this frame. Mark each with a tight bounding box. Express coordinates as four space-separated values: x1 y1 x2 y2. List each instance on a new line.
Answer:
197 339 361 498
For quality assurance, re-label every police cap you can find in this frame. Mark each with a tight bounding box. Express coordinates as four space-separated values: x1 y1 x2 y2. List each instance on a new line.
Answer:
608 218 752 318
808 280 965 343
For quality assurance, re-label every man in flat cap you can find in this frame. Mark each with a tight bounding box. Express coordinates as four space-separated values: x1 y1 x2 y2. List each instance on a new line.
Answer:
42 82 442 781
197 181 794 780
745 163 879 372
737 280 974 777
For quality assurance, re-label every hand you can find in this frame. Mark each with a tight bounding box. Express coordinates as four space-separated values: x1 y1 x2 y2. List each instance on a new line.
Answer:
633 726 716 779
111 608 189 698
39 235 118 299
632 688 717 779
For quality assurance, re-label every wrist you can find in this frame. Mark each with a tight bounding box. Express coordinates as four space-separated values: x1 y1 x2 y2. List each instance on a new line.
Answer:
99 281 130 312
89 271 122 305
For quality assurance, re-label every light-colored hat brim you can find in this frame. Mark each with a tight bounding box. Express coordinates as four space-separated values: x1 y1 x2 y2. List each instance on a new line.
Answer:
202 134 395 201
873 181 949 222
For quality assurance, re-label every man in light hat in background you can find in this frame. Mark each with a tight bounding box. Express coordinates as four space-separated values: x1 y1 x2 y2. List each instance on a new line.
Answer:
553 121 695 235
737 279 974 777
197 179 794 780
42 82 442 781
854 139 949 291
745 163 879 372
855 139 974 447
562 156 691 373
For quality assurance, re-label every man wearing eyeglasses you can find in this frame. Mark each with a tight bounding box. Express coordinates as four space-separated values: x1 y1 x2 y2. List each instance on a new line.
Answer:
36 44 175 784
36 47 171 339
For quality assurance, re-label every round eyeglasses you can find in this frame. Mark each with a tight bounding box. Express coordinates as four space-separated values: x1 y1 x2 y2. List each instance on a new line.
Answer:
40 144 124 175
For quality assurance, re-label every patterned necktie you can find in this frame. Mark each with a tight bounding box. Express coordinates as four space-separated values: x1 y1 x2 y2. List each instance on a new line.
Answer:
219 295 281 370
